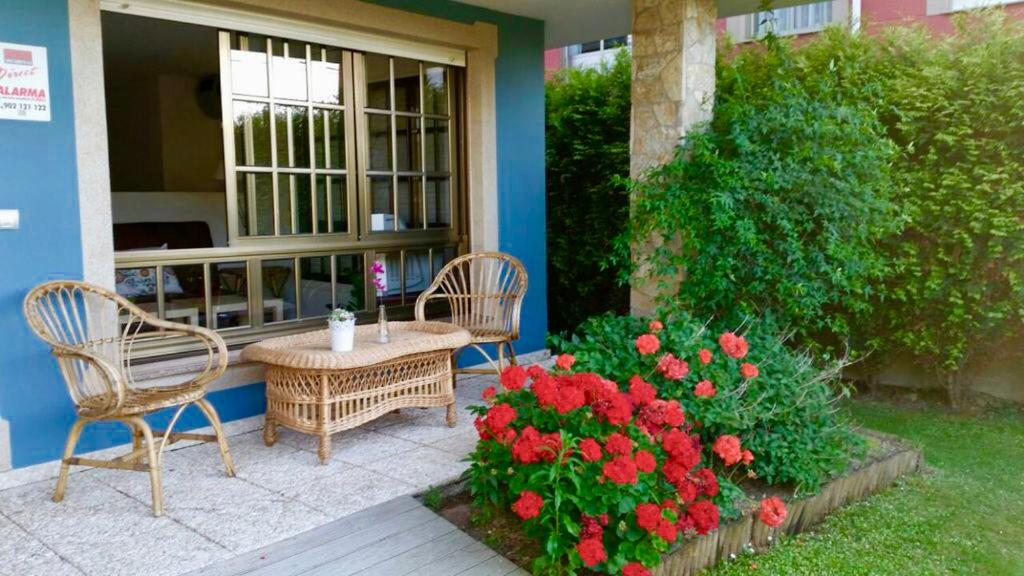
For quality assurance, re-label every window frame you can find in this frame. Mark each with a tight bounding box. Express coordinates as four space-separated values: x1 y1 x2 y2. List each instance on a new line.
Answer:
105 10 468 359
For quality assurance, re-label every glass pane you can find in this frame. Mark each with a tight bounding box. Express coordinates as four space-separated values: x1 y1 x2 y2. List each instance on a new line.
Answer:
432 246 457 280
393 58 420 113
233 101 271 167
317 174 347 233
396 116 421 172
311 47 342 104
404 250 429 303
300 256 332 318
377 252 402 304
294 174 314 234
335 254 365 311
271 40 308 101
364 53 391 109
115 267 158 308
369 176 394 232
262 259 296 323
425 177 451 228
163 264 205 327
367 113 392 171
424 119 449 172
230 36 268 97
275 105 310 168
423 65 448 115
211 261 249 329
236 172 273 236
277 174 293 235
397 176 423 230
314 109 345 169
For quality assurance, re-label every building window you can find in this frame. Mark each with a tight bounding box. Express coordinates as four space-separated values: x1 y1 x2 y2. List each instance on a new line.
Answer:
102 12 463 356
750 1 835 37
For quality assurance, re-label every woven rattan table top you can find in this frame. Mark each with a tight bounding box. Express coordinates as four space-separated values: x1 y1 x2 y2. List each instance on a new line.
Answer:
240 321 471 370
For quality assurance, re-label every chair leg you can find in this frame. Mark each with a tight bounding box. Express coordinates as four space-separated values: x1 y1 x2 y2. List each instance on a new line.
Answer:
128 416 164 517
53 418 86 504
506 341 519 366
196 398 235 477
496 341 506 376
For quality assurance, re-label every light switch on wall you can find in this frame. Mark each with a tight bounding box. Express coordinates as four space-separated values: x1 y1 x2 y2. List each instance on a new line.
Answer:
0 210 20 230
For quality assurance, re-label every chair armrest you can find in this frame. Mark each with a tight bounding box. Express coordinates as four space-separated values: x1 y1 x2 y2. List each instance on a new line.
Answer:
125 310 229 389
414 280 446 322
50 345 126 417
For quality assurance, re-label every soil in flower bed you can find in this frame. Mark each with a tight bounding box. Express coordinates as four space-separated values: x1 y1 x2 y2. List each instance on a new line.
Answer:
427 431 915 574
432 489 540 571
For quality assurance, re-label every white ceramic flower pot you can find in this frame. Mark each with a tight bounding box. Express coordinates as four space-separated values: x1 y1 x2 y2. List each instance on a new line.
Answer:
328 319 355 352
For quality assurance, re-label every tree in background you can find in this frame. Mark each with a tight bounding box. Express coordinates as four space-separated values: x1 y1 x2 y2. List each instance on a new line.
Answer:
545 51 631 335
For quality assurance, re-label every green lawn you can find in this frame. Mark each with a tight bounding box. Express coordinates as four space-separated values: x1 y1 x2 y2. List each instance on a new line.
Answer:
705 400 1024 576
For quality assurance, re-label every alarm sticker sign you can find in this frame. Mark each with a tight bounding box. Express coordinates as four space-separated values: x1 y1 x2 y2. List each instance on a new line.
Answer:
0 42 50 122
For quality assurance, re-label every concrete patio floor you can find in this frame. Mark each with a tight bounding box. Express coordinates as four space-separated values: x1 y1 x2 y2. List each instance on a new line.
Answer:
0 372 504 576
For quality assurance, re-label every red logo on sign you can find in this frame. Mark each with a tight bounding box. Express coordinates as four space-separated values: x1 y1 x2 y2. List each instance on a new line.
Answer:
3 49 32 66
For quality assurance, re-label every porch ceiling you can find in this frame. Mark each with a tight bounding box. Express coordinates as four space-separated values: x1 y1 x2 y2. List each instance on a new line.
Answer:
454 0 827 47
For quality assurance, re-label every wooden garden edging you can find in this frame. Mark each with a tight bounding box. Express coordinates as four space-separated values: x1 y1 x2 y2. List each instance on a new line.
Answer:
654 432 923 576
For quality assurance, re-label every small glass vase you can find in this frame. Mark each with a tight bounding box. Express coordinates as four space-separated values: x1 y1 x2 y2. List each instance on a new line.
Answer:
376 304 390 343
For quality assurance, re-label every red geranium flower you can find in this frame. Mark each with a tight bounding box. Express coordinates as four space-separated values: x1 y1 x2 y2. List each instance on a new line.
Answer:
694 380 716 398
718 332 749 359
656 353 690 380
511 490 544 520
694 468 719 497
759 496 787 528
555 353 576 371
686 500 720 535
676 476 699 502
554 384 585 414
628 376 657 406
655 518 678 542
648 320 664 333
742 449 754 465
662 429 701 470
698 348 713 364
713 434 743 466
635 450 657 473
580 514 604 540
579 437 603 462
577 537 607 567
482 386 497 400
526 364 546 380
592 391 633 426
512 426 562 464
604 432 633 456
476 403 516 441
500 365 528 390
663 400 685 427
635 502 662 532
635 333 660 355
602 455 638 485
623 563 652 576
532 373 558 408
740 362 759 379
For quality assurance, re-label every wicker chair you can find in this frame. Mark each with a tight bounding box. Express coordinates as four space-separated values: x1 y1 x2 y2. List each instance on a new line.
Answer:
414 252 528 382
23 281 235 516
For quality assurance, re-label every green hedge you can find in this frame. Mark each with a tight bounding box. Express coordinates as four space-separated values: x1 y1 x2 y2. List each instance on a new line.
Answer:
545 51 632 335
544 10 1024 404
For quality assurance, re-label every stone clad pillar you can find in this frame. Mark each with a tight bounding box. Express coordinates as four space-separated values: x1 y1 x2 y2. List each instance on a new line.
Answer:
629 0 717 316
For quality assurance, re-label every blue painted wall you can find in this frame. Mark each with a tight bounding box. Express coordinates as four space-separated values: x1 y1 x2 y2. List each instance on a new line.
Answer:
0 1 87 468
0 0 546 468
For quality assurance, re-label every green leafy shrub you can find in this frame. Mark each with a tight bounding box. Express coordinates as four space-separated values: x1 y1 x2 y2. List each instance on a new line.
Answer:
551 313 863 492
615 35 900 352
546 51 632 335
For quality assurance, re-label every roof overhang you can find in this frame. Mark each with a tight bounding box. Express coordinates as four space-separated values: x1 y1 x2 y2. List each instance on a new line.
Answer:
453 0 826 48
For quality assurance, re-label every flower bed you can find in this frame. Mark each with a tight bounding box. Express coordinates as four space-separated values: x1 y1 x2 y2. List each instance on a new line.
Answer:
464 315 886 575
432 431 920 575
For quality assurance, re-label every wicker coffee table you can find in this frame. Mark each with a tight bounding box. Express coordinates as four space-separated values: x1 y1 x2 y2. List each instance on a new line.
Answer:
241 321 471 463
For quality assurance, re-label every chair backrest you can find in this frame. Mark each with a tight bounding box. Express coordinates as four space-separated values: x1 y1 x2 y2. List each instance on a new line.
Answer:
23 281 142 413
419 252 528 339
